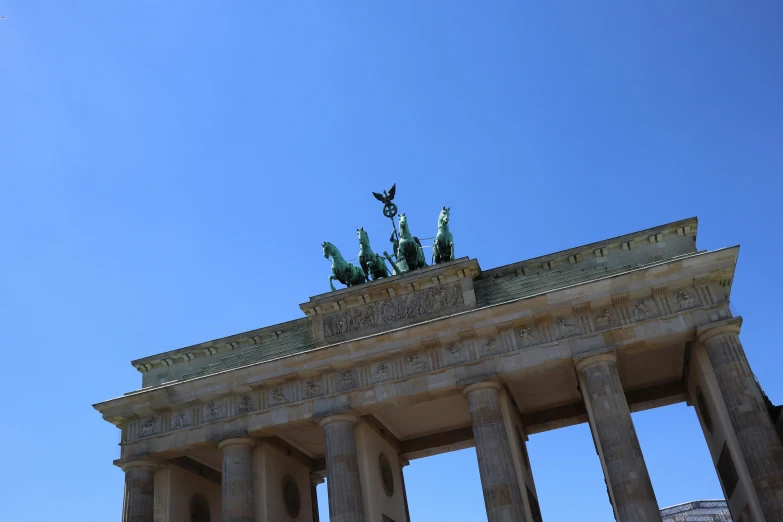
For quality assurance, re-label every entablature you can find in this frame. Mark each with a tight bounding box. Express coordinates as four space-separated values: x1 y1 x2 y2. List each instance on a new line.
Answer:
94 246 738 447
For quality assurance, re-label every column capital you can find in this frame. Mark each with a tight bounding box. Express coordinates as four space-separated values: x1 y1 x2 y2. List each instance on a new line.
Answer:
217 436 255 450
115 456 158 472
575 352 617 373
697 317 743 344
310 472 325 487
318 413 359 428
462 380 501 397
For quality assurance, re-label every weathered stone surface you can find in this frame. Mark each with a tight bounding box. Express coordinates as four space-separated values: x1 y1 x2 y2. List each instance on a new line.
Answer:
120 459 156 522
464 382 528 522
577 354 662 522
218 437 255 522
320 414 366 522
699 319 783 521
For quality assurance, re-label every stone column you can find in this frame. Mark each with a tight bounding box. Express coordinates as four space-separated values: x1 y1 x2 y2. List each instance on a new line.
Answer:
464 381 528 522
310 473 324 522
218 437 255 522
576 353 661 522
698 318 783 520
119 459 156 522
319 414 366 522
399 458 411 522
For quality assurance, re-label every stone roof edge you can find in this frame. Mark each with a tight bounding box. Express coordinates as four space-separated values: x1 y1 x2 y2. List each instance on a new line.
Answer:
95 244 738 412
479 216 699 278
130 316 311 367
659 499 728 513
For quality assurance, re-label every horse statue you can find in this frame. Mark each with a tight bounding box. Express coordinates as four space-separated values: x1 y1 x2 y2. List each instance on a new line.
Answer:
432 206 454 264
357 227 389 281
383 213 427 274
322 241 367 291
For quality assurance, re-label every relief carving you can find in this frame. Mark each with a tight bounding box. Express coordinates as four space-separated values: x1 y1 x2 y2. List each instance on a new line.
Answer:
444 344 464 363
407 355 427 373
518 327 539 347
140 416 157 437
556 319 577 338
373 362 391 383
595 309 617 329
237 395 254 414
173 412 188 429
272 387 286 405
676 289 699 310
323 282 463 338
635 299 653 321
305 380 322 398
205 402 222 420
338 371 355 391
481 336 499 355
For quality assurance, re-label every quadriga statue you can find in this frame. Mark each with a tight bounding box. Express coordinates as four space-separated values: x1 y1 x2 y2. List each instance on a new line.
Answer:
322 241 367 291
432 206 454 264
384 213 427 274
357 227 389 281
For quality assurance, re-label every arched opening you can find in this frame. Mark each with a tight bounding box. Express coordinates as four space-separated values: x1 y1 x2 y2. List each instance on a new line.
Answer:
190 493 211 522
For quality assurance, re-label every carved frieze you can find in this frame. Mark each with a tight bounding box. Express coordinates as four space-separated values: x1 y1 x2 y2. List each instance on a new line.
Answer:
634 299 654 321
204 402 222 421
305 379 323 398
443 344 464 364
272 387 287 405
140 416 157 437
556 318 577 339
481 336 500 355
373 362 392 383
173 412 188 429
237 395 254 414
338 370 355 391
595 309 617 329
676 289 699 311
518 326 540 347
323 282 463 338
407 355 428 373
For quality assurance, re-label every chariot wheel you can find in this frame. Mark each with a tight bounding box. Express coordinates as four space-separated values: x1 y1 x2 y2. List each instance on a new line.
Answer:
382 202 398 219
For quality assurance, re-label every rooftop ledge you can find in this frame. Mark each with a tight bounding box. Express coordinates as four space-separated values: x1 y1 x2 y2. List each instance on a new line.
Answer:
128 216 700 371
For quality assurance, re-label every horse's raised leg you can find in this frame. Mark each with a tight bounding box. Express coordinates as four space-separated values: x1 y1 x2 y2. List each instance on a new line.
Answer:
329 275 337 291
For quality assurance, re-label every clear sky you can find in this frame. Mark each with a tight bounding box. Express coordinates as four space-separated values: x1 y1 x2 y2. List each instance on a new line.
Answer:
1 2 782 521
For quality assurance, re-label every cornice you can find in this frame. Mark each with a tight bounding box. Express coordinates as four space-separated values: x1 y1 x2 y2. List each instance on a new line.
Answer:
94 246 737 422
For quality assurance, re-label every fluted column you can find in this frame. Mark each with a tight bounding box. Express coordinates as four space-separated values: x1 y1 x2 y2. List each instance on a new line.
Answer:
218 437 255 522
119 459 156 522
577 353 661 522
319 414 366 522
400 458 411 522
310 473 324 522
698 318 783 520
464 381 528 522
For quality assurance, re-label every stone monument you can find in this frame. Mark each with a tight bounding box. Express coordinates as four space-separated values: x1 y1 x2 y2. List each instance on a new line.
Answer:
94 215 783 522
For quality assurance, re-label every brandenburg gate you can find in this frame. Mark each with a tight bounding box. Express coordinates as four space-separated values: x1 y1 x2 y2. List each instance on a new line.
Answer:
94 216 783 522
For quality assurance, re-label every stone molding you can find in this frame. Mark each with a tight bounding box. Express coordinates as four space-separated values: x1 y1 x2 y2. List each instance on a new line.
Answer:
217 437 256 450
118 301 730 446
318 413 359 428
116 457 158 472
310 473 325 486
697 317 743 344
574 352 617 373
462 381 502 396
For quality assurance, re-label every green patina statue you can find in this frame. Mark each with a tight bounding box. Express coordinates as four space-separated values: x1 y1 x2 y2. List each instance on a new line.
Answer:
357 227 389 281
384 213 428 275
322 241 367 291
432 206 454 264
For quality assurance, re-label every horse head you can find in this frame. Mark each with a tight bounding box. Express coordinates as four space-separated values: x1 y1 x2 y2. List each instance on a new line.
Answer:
322 242 334 259
357 227 370 246
399 213 410 237
439 207 451 228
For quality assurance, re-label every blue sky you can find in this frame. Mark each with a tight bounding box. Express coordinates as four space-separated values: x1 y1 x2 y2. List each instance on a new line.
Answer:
1 2 782 521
